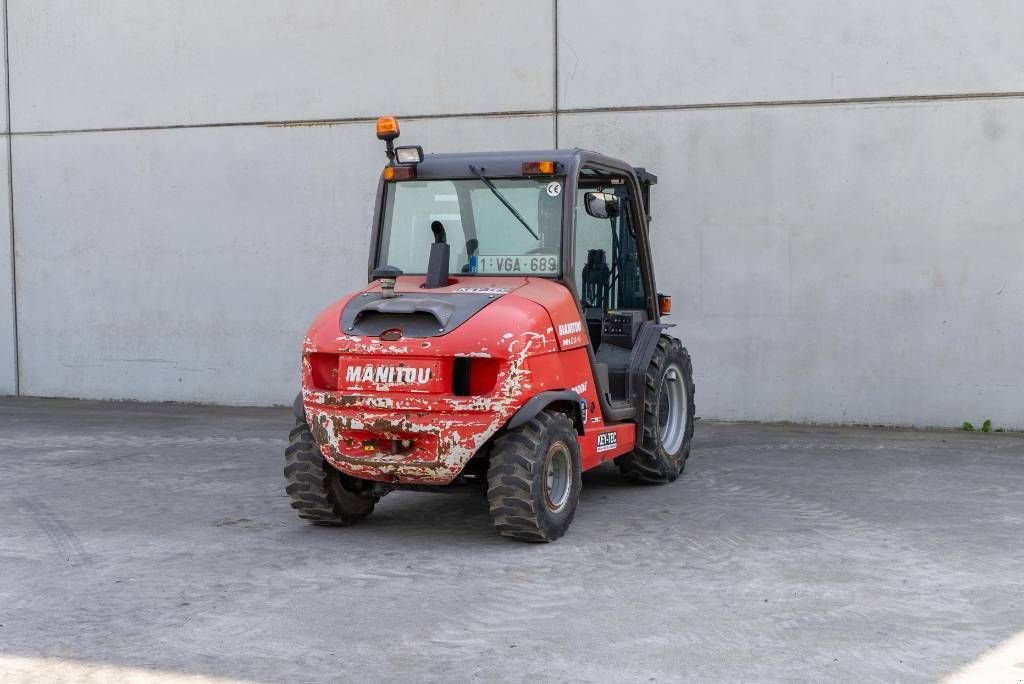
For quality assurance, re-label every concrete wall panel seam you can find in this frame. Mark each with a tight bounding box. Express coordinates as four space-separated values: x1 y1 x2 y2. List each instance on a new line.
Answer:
10 91 1024 137
8 111 557 138
552 0 560 147
2 0 16 395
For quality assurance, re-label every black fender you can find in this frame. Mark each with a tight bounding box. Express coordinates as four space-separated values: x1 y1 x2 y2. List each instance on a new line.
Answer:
628 322 674 409
292 392 305 421
506 390 585 435
626 322 675 455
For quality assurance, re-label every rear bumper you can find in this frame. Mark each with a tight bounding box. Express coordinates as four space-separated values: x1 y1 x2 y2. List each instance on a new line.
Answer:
302 391 512 484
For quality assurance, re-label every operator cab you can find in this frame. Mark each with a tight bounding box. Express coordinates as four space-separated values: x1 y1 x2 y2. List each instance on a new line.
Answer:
367 120 668 423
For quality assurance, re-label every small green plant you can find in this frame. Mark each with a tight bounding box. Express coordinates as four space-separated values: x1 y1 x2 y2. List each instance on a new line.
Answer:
963 419 1000 433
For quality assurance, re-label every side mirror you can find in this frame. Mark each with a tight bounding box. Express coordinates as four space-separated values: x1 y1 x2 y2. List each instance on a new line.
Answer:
584 191 620 219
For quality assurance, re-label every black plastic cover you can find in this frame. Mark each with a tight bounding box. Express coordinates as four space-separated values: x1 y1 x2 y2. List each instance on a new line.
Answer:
340 291 500 338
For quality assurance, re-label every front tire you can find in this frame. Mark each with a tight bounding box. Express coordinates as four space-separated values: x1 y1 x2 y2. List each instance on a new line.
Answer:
284 418 377 526
616 335 695 483
487 411 581 542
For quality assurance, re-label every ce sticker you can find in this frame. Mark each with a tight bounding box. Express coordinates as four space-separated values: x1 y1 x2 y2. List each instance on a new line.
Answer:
546 181 562 197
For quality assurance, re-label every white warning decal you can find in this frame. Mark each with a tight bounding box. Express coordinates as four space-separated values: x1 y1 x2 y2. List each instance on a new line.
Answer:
546 181 562 197
455 286 510 294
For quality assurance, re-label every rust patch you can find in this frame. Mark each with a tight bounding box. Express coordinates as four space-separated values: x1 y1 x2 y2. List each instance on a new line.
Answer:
309 419 330 446
302 321 552 484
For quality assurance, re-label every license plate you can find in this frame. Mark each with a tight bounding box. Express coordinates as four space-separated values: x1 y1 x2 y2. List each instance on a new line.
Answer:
337 358 444 392
471 254 559 275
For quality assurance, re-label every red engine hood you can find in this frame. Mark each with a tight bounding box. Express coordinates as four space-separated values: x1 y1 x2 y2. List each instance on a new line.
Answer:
303 275 587 355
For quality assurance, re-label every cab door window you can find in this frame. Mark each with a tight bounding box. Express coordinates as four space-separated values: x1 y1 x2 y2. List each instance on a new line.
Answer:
574 172 647 312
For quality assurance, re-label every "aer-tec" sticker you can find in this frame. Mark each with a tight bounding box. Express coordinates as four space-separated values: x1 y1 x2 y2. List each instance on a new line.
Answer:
597 431 618 453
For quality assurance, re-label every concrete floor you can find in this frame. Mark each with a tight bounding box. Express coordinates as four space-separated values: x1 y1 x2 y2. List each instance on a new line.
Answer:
0 398 1022 683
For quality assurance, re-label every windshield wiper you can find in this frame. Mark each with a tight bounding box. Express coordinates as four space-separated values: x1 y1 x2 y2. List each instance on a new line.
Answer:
467 164 540 240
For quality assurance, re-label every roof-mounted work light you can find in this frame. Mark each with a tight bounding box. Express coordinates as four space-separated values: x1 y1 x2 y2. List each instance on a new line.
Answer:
395 145 423 164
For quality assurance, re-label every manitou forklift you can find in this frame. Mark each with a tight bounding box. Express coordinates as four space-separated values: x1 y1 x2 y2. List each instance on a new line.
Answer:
285 117 695 542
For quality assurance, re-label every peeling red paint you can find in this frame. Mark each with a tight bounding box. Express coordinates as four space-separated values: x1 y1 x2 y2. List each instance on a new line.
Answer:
300 276 636 484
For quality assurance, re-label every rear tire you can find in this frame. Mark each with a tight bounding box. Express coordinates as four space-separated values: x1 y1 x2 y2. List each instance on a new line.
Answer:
487 411 581 542
616 335 695 484
284 418 377 526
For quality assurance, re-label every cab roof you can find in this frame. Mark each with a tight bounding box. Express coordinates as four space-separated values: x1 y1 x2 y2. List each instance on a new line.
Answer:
412 148 655 183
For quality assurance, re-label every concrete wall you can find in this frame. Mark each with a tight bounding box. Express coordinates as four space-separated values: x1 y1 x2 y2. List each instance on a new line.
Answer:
6 0 554 405
3 1 1022 429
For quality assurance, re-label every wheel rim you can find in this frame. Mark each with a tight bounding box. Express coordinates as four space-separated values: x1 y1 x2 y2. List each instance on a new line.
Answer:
658 363 688 455
543 442 572 513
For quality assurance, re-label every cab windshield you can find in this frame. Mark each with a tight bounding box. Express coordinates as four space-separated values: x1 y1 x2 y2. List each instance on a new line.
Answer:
378 178 564 276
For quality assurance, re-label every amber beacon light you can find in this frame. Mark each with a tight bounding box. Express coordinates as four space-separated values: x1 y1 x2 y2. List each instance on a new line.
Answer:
376 116 400 140
376 116 402 163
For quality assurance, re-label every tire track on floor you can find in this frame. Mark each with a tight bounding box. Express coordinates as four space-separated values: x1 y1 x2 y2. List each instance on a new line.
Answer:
15 498 91 567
